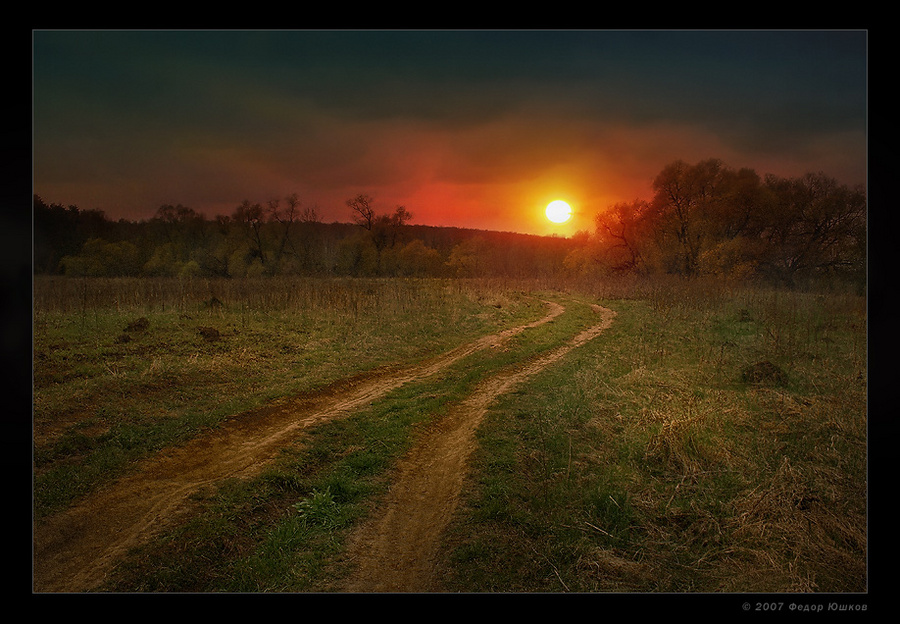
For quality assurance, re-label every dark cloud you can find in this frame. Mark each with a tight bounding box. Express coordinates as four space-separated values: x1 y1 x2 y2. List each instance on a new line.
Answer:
32 30 867 232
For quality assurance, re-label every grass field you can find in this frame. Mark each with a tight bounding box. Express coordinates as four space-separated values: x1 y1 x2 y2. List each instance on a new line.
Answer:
442 284 867 592
32 275 867 593
33 276 543 519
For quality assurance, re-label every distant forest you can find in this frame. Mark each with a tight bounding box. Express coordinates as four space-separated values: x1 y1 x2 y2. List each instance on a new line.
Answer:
33 158 866 289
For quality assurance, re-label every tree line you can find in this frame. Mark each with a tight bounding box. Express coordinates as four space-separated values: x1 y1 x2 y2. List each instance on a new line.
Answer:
33 192 573 280
33 158 866 288
566 159 866 288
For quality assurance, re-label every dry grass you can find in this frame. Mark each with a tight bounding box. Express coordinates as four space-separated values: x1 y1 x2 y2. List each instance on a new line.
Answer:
33 275 866 592
442 283 867 593
32 276 543 519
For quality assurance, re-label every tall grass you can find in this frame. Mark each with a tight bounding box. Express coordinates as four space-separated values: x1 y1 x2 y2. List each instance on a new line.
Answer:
440 282 867 593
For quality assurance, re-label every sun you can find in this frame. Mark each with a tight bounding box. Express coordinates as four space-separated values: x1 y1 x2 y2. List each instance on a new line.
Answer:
545 200 572 224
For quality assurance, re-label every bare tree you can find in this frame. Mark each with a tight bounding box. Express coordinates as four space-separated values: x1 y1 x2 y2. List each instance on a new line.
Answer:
759 172 866 285
595 200 648 272
347 194 376 230
300 202 320 223
233 200 267 264
268 194 300 266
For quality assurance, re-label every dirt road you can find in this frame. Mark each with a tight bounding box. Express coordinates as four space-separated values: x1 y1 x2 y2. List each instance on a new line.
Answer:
341 304 616 592
33 300 571 593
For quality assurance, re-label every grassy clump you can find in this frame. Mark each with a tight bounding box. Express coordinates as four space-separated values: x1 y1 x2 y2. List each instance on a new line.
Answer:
439 286 867 593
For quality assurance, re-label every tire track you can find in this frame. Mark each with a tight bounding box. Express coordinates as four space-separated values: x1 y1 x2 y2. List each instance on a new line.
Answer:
32 301 564 593
341 304 617 592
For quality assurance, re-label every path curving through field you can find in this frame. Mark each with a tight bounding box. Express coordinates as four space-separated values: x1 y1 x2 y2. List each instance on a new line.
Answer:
341 304 617 592
33 300 567 593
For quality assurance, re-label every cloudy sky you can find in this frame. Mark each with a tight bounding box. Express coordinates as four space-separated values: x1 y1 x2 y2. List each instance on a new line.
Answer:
32 29 867 236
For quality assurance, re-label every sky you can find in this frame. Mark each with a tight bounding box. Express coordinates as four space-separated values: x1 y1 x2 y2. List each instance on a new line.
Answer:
32 29 868 237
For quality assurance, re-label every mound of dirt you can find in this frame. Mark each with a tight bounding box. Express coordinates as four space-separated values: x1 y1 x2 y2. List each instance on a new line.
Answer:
198 326 221 341
124 317 150 332
741 360 787 386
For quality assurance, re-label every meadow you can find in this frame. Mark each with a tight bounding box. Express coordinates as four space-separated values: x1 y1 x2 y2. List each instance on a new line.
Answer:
32 275 867 593
33 276 544 519
443 280 867 593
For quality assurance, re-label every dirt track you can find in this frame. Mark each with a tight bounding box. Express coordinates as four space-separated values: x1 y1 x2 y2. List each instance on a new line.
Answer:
33 300 615 593
342 304 616 592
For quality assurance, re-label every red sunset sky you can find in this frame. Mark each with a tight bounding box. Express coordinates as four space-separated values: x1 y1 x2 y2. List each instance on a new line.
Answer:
32 30 868 237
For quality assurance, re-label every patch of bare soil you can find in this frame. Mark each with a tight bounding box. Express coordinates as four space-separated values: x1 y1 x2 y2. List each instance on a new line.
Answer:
340 304 616 593
33 302 566 593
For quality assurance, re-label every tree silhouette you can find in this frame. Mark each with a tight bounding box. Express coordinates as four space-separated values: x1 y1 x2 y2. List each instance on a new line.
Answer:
649 158 728 276
757 172 866 286
594 200 649 273
347 194 376 231
232 200 267 266
32 158 866 289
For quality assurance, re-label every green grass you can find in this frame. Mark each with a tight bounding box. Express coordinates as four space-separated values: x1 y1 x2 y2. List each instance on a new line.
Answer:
97 290 602 592
438 286 867 593
34 277 867 593
32 276 543 519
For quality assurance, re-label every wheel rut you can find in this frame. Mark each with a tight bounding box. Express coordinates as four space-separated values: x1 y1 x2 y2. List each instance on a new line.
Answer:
33 301 568 593
341 304 616 592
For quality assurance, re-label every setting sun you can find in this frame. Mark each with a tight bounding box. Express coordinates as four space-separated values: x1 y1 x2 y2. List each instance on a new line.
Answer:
545 200 572 224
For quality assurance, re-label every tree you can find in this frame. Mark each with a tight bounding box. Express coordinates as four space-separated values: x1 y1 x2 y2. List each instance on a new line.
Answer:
692 167 769 278
447 237 489 277
267 193 300 270
60 238 141 277
392 205 413 227
758 172 866 286
149 204 207 271
33 196 82 273
345 195 416 274
232 200 268 266
594 199 650 273
649 158 729 276
393 239 443 276
33 195 115 274
300 202 320 224
347 194 376 231
335 230 378 276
